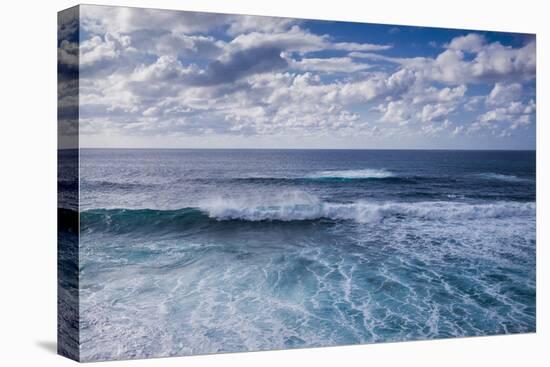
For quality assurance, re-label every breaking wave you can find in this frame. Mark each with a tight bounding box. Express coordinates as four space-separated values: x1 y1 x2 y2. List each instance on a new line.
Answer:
81 191 535 234
200 194 534 223
308 169 395 180
475 173 532 183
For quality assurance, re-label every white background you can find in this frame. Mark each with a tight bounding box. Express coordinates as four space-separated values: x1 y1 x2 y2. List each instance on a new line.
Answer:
0 0 547 365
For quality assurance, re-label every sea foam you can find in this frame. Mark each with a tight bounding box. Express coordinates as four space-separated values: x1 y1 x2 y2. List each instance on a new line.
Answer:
308 169 395 179
199 191 535 223
476 173 531 183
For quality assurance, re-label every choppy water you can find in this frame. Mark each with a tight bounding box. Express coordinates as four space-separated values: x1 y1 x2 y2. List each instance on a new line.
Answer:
77 149 536 361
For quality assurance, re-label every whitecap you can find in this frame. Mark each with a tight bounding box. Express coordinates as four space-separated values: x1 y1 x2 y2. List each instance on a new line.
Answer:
476 173 531 183
198 191 535 223
308 169 395 179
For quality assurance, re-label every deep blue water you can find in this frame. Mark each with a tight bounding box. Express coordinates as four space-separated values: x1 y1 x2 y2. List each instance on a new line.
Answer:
78 149 536 361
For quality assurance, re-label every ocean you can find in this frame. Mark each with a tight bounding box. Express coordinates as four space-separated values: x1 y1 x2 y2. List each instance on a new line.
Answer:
77 149 536 361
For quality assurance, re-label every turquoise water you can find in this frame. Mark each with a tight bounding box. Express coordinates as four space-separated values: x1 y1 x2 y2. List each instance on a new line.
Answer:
77 149 536 361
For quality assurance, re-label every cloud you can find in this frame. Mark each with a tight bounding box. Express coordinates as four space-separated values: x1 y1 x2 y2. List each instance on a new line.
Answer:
351 34 536 84
132 55 195 83
226 15 297 35
58 40 79 67
486 82 523 106
81 5 229 35
468 93 535 135
468 81 534 132
452 125 464 136
289 57 370 73
373 82 465 125
191 46 288 85
478 99 535 125
339 68 416 103
471 41 535 82
73 6 535 148
153 33 227 59
411 85 467 104
380 101 411 125
229 25 391 54
330 42 392 52
464 95 485 111
446 33 486 53
80 32 132 66
421 119 452 136
420 103 456 122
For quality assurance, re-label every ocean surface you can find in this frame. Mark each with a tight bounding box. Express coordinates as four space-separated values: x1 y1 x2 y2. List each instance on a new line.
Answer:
77 149 536 361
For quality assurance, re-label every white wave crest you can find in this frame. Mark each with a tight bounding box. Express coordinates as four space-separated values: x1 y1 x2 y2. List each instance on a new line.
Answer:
199 191 535 223
308 169 395 179
476 173 531 183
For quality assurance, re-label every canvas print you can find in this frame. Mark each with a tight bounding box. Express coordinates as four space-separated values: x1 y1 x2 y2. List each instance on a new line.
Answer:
58 4 536 362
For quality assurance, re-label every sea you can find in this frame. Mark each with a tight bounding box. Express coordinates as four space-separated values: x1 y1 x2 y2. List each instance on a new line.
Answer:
76 149 536 361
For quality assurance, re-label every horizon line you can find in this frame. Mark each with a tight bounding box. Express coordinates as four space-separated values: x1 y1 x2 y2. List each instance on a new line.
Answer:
69 147 536 152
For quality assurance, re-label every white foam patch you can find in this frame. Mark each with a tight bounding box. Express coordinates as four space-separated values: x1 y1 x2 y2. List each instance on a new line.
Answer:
308 169 395 179
476 173 531 183
199 191 535 223
199 191 322 221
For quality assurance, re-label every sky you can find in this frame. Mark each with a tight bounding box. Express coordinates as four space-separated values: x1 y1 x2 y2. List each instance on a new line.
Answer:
58 5 536 149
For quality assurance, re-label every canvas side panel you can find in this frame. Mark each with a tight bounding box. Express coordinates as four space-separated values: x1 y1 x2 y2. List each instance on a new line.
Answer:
57 5 80 362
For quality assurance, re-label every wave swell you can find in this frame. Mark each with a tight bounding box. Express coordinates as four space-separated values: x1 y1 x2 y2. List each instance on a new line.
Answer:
81 192 535 234
308 169 395 180
475 173 532 183
200 196 535 223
